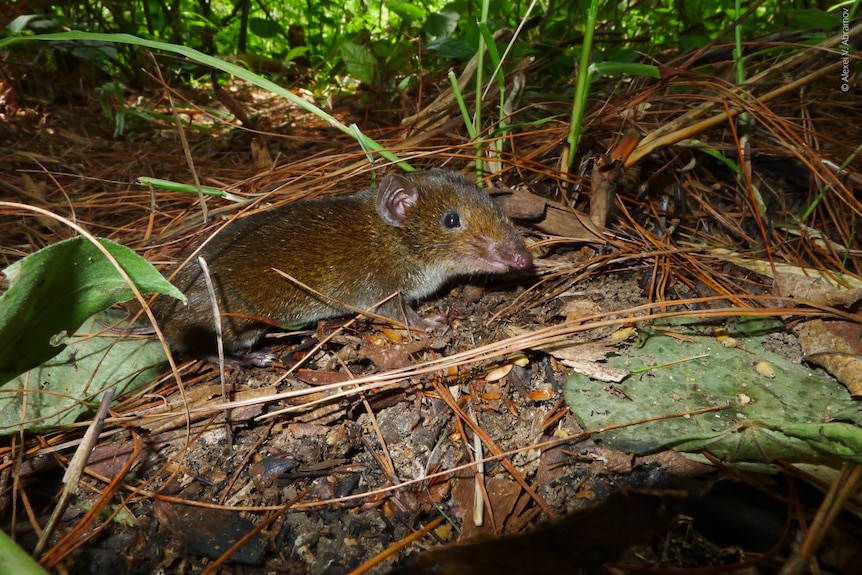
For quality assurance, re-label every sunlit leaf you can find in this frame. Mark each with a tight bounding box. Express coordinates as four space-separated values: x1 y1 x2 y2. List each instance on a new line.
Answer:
387 1 426 22
340 39 377 84
0 237 182 386
424 11 459 39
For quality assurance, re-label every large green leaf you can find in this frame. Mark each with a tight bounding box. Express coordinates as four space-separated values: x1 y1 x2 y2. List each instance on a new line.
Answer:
565 318 862 467
0 527 50 575
339 40 377 85
387 1 426 22
0 314 165 434
248 17 284 39
426 37 475 59
423 11 459 40
0 236 182 386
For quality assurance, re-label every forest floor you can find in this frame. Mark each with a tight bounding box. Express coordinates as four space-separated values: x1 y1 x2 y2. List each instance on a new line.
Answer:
2 67 862 575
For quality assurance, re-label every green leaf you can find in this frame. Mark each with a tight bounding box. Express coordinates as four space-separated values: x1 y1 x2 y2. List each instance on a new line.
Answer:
424 11 460 39
426 37 475 59
565 318 862 467
285 46 308 62
249 17 284 39
590 61 661 78
0 528 51 575
477 22 503 84
677 140 743 177
339 39 377 84
387 1 426 22
5 14 54 34
787 9 839 32
0 237 182 386
0 314 166 434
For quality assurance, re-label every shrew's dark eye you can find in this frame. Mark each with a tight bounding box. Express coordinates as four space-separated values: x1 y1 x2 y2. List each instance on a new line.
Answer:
443 211 461 229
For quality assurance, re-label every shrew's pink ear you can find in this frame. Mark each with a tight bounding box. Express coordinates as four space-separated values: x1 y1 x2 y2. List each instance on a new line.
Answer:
376 174 419 227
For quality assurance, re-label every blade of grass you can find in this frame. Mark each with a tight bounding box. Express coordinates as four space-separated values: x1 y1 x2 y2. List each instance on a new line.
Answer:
449 71 478 141
136 177 247 203
471 0 491 176
0 31 411 171
566 0 599 168
477 22 505 169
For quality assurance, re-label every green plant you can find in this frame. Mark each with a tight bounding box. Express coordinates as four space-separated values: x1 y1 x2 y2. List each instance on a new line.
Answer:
0 232 181 389
567 317 862 467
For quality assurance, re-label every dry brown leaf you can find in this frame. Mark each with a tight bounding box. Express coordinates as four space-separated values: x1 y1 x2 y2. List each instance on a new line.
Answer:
773 270 862 395
794 320 862 396
774 272 862 306
506 326 627 382
558 299 602 321
498 187 607 241
563 359 630 382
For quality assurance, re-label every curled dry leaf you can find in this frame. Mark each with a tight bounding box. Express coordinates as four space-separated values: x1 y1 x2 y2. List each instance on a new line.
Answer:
507 325 627 383
564 359 630 382
497 187 607 242
558 299 602 321
781 277 862 395
794 320 862 396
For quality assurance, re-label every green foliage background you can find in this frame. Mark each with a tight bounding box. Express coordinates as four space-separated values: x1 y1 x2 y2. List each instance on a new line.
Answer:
5 0 833 92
